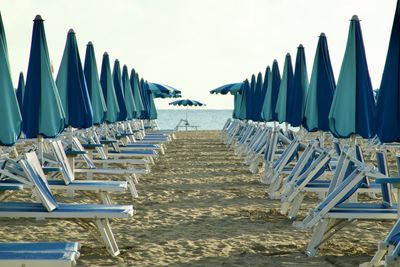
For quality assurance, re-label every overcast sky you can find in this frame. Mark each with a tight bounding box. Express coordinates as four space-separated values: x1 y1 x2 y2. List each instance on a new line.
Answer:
1 0 397 109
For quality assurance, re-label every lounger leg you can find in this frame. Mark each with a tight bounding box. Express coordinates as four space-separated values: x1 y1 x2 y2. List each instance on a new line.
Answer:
126 176 139 198
99 192 113 205
287 193 304 220
95 219 120 257
306 219 330 257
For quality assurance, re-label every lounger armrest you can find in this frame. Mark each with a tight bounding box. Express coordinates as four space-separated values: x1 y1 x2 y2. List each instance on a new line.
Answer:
81 143 104 149
65 149 87 157
100 139 117 145
43 167 62 173
375 178 400 188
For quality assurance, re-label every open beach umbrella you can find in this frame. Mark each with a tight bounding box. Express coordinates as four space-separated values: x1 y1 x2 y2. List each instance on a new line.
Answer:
288 45 309 127
329 15 375 139
261 60 281 122
16 72 25 110
303 33 335 132
122 65 137 120
210 82 243 95
375 0 400 142
275 53 294 124
100 52 119 123
0 13 22 145
84 41 107 125
22 15 65 138
169 98 205 122
130 68 145 119
56 29 93 129
147 82 172 95
112 60 127 121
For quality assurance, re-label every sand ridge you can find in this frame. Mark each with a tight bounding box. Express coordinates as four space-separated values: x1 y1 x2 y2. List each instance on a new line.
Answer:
0 131 394 266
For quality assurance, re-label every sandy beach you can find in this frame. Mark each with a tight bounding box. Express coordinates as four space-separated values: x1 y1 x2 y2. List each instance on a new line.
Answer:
0 131 395 266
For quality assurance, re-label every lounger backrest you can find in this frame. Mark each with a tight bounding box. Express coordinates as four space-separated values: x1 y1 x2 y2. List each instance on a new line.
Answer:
71 137 96 169
20 152 58 211
49 141 74 184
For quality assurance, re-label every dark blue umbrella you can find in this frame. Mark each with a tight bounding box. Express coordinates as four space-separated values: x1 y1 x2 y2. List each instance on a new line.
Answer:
259 66 270 121
238 79 250 120
16 72 25 110
145 81 158 120
376 1 400 142
130 68 145 119
84 41 107 125
262 60 281 122
248 74 257 120
100 52 119 123
56 29 93 129
0 12 22 145
22 15 65 138
275 53 294 124
253 72 263 121
288 45 309 127
329 15 375 139
261 66 272 121
112 59 127 121
169 99 205 106
303 33 336 132
139 77 150 119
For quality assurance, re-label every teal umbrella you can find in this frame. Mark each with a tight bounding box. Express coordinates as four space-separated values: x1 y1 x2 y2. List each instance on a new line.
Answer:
275 53 294 124
0 12 22 145
22 15 65 138
56 29 93 129
328 15 375 139
16 72 25 110
145 81 158 120
84 41 107 125
100 52 120 123
112 60 127 121
260 66 272 121
122 65 137 120
238 79 250 120
130 68 145 118
261 60 281 122
233 90 243 119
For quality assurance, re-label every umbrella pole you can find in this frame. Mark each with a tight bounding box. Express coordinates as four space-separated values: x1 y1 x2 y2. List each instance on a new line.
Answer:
186 107 188 131
37 135 44 166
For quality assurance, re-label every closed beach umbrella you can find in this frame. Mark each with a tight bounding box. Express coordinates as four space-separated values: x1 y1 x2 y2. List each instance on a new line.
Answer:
0 13 22 145
262 60 281 122
139 78 150 119
56 29 93 129
329 15 375 139
288 45 309 127
303 33 335 132
248 74 257 120
376 1 400 142
258 67 270 121
122 65 137 120
16 72 25 110
112 60 127 121
130 69 145 119
84 41 107 125
253 72 263 121
260 66 272 121
100 52 119 123
275 53 294 123
239 79 250 120
145 81 158 120
22 15 65 138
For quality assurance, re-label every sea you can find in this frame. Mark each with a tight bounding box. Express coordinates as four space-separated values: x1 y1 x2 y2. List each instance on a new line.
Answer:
157 109 232 130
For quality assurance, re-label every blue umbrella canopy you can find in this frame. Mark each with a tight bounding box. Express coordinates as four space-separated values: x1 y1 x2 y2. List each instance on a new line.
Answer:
130 68 145 119
210 82 243 95
112 59 127 121
275 53 294 123
16 72 25 110
147 82 172 94
239 79 250 120
0 13 22 145
253 72 264 121
56 29 93 129
139 77 150 119
84 41 107 125
22 15 65 138
169 99 205 106
248 74 257 120
258 67 270 121
288 45 309 127
303 33 336 132
260 66 272 121
376 1 400 142
329 15 375 139
261 60 281 122
121 65 137 120
100 52 120 123
145 82 158 120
